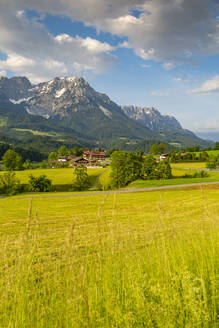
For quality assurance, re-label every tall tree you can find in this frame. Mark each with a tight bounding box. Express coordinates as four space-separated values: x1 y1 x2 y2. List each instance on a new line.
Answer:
2 149 23 171
73 165 90 191
58 146 67 157
150 144 159 155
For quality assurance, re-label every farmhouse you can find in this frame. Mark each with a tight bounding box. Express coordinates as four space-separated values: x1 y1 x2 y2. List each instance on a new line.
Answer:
83 151 106 160
159 153 169 161
73 158 90 167
58 156 68 163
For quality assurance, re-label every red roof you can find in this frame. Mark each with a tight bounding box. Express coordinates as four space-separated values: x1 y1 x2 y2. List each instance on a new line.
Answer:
83 151 106 156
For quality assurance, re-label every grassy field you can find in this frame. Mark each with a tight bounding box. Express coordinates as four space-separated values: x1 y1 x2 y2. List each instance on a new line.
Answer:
0 187 219 327
1 166 219 194
196 150 219 157
128 168 219 189
171 162 206 169
0 167 106 191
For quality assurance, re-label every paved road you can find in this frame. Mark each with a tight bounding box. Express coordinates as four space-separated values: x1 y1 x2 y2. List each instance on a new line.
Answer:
1 181 218 200
172 167 219 172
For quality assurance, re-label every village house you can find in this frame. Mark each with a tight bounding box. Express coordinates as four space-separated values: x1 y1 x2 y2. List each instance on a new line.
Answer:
56 151 107 168
58 156 68 163
72 157 90 167
83 151 106 161
159 153 169 161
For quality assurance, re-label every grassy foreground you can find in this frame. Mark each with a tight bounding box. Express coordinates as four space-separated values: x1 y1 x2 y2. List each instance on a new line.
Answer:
0 188 219 327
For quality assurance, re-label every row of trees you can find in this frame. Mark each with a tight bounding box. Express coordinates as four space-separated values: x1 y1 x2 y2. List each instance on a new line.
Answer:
48 146 85 161
169 150 210 163
111 151 172 188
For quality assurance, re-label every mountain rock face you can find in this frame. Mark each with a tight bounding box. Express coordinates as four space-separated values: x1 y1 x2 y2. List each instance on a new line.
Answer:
22 77 115 119
0 76 32 101
121 106 182 131
0 75 210 147
0 76 155 140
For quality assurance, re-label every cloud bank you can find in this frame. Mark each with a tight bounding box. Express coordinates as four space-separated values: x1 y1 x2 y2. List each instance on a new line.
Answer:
0 0 219 81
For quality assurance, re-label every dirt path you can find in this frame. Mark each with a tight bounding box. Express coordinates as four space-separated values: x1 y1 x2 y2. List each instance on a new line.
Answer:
3 181 219 200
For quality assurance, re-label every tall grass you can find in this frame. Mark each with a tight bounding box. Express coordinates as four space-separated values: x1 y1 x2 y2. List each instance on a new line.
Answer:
0 189 219 327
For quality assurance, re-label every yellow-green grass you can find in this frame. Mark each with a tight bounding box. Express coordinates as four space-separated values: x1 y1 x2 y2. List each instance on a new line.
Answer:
0 188 219 327
196 150 219 157
171 162 206 169
128 168 219 189
12 128 59 137
0 167 106 189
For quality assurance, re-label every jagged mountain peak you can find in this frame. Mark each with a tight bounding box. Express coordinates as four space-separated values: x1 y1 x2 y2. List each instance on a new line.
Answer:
121 105 182 131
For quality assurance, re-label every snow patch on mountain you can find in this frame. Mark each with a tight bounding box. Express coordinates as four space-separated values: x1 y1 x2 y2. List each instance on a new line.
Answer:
10 97 32 104
55 88 66 98
99 105 112 118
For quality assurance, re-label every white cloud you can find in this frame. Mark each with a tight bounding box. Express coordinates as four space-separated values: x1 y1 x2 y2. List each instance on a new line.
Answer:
0 6 117 82
191 76 219 95
173 77 182 82
162 62 175 71
151 91 169 97
98 0 219 62
0 0 219 81
0 54 68 83
0 70 7 77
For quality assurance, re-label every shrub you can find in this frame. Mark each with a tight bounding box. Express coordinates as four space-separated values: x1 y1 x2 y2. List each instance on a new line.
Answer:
28 175 52 192
0 172 23 195
192 171 209 178
73 165 90 191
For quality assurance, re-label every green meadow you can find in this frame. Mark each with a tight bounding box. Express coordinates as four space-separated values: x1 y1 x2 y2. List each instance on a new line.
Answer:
196 150 219 157
0 167 106 191
128 168 219 189
0 187 219 327
1 165 219 194
171 162 206 169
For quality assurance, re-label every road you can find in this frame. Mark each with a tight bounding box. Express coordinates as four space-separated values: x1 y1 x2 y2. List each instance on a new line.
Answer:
1 181 218 200
172 167 219 172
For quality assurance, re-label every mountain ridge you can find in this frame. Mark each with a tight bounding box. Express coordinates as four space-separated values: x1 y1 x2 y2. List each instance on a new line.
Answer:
0 75 212 148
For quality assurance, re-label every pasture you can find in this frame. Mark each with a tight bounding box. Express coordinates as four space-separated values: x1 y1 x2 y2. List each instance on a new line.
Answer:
171 162 206 169
196 150 219 157
0 187 219 327
0 167 106 191
128 168 219 189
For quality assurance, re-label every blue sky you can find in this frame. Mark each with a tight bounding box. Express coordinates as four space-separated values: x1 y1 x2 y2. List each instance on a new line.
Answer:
0 0 219 133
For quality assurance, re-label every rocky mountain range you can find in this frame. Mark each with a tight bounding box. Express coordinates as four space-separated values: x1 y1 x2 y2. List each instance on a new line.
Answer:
121 106 182 131
0 75 211 149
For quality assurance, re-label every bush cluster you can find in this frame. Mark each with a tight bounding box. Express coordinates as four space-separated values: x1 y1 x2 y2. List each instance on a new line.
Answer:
206 156 219 169
28 175 52 192
0 172 24 195
111 151 172 188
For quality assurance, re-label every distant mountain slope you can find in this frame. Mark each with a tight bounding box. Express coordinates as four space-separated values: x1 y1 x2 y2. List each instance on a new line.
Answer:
0 76 32 101
121 106 181 132
0 76 212 148
7 76 156 140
